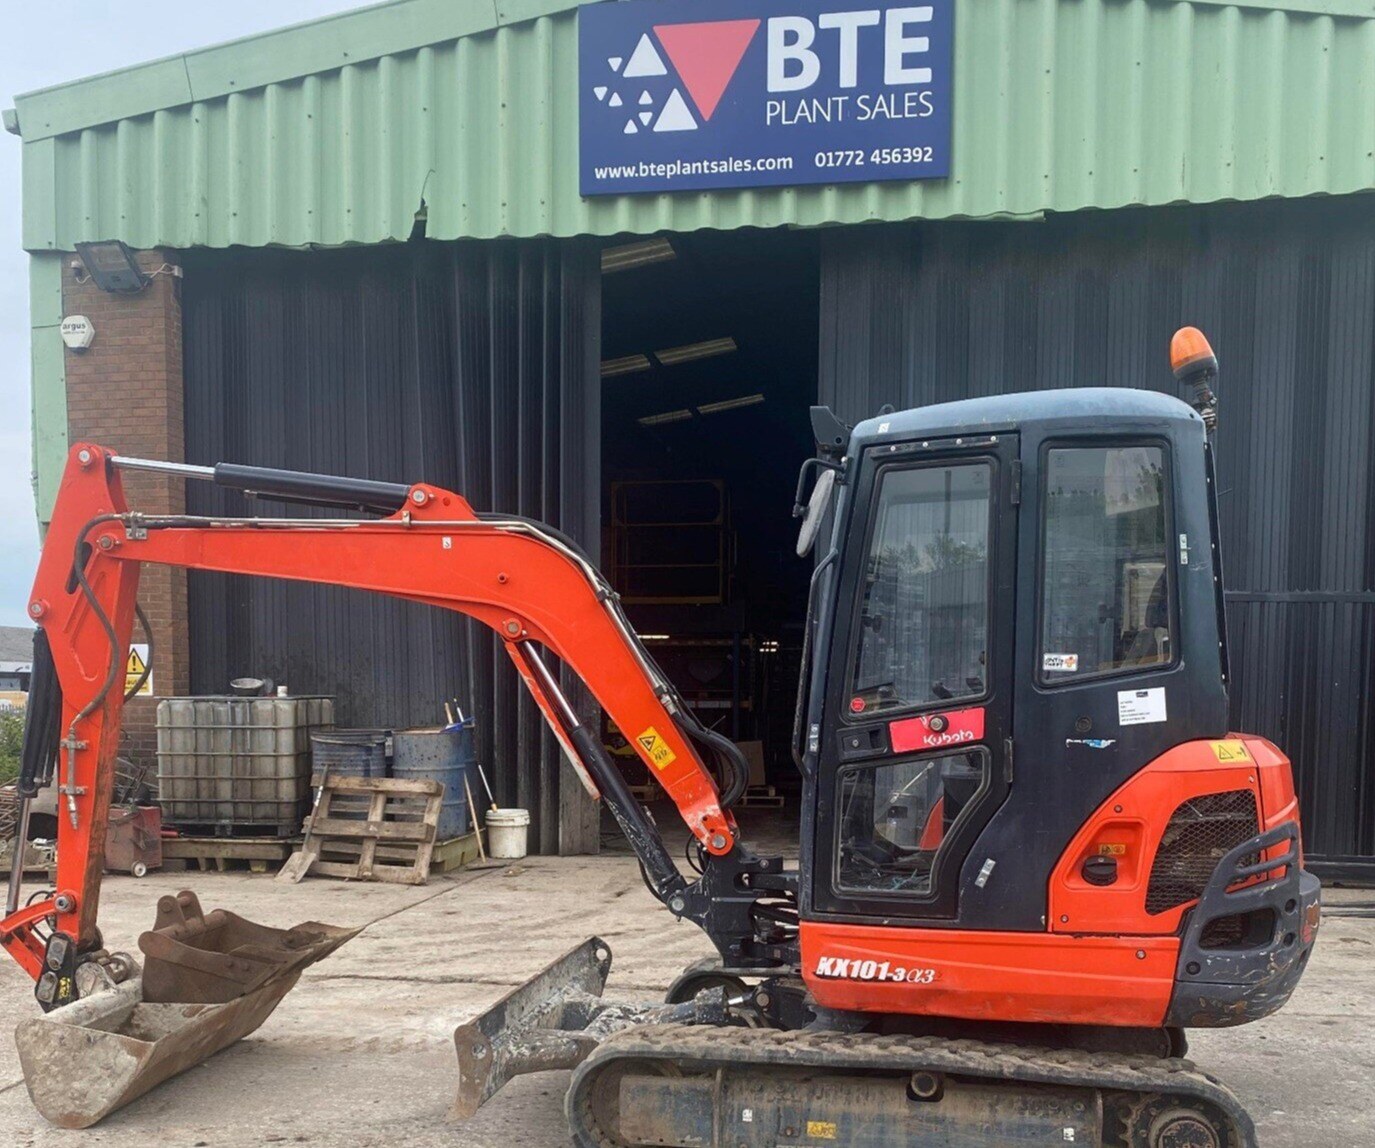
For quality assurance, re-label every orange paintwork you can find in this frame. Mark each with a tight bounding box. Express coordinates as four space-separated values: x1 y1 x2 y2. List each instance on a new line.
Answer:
800 923 1179 1026
1247 735 1301 834
802 736 1306 1026
918 796 945 851
1049 739 1266 936
3 444 734 979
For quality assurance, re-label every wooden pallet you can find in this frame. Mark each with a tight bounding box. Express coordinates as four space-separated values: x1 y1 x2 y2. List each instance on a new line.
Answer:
162 821 301 840
292 775 443 885
161 836 297 873
737 785 785 809
428 832 484 873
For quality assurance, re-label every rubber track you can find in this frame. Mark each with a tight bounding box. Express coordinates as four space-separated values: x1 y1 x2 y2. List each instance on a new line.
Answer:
567 1024 1256 1148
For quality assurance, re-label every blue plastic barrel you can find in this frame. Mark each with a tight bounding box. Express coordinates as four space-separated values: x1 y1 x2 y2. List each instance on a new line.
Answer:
310 730 388 778
390 724 475 841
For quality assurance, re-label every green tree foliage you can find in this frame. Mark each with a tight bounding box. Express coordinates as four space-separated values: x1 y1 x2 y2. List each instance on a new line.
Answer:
0 711 23 784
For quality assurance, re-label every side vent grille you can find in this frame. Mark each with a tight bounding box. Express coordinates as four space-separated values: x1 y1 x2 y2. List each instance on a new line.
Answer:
1145 790 1259 916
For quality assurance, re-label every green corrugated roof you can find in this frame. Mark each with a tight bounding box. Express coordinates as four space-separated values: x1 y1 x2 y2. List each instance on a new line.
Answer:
13 0 1375 249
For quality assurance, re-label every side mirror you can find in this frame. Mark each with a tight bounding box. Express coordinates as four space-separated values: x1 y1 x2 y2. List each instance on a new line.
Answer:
796 467 837 557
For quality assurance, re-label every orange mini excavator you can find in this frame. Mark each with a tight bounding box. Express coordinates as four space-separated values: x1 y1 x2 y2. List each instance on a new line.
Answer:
2 329 1319 1145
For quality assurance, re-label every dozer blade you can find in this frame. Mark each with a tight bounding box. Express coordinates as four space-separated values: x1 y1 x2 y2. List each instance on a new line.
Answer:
15 890 357 1128
453 936 614 1119
452 938 733 1121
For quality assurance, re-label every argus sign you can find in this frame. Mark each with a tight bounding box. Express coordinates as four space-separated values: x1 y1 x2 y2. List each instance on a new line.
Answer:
578 0 954 196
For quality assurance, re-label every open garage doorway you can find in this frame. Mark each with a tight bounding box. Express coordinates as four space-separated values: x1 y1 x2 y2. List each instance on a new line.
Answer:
599 228 821 821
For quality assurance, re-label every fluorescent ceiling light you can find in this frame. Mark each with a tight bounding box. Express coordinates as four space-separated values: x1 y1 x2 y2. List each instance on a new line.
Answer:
654 337 737 367
639 634 672 641
698 393 765 415
602 237 676 273
601 353 653 378
638 409 694 427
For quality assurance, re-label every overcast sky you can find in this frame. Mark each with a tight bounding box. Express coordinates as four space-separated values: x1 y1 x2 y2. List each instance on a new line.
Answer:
0 1 367 628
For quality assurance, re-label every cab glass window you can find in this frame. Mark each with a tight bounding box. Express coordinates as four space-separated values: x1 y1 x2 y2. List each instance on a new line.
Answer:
849 462 992 716
836 749 988 896
1040 445 1173 683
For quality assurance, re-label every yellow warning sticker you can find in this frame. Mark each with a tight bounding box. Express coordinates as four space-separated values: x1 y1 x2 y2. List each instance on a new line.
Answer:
806 1122 838 1140
1210 740 1250 763
1098 843 1127 856
637 727 677 771
125 644 153 697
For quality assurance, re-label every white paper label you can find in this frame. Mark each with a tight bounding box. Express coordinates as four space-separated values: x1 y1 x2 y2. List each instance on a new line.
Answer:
1118 687 1167 726
1042 653 1079 673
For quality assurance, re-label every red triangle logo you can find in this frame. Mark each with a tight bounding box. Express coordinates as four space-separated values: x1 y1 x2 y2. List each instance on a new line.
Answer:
653 19 761 122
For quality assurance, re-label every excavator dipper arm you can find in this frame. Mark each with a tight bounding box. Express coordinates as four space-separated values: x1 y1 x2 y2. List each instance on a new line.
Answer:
2 443 765 989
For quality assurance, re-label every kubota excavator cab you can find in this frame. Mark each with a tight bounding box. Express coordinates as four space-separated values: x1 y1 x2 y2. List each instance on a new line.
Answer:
791 385 1318 1032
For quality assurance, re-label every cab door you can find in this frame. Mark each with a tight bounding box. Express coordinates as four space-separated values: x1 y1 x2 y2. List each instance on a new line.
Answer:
810 433 1018 921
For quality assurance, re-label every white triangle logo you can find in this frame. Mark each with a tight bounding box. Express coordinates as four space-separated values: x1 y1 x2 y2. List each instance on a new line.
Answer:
623 34 667 78
624 119 639 134
608 92 623 108
639 91 654 106
653 88 697 133
608 56 624 72
594 86 608 102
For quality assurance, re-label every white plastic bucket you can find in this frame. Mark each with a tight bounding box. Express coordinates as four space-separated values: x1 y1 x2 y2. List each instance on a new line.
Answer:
486 807 531 859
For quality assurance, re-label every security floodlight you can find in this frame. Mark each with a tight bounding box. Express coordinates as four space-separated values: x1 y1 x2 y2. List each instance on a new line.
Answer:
75 241 149 293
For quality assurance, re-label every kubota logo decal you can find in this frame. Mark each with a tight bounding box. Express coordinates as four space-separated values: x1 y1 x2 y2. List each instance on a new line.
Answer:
888 707 985 754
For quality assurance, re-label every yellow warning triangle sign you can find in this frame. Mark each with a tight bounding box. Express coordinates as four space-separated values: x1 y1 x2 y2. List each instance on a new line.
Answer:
125 647 151 695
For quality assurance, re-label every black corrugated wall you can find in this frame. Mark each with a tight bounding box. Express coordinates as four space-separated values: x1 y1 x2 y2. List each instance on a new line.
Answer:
820 198 1375 870
182 239 601 854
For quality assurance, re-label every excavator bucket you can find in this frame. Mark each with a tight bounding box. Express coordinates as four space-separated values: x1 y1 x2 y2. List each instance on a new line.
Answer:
138 889 357 1003
14 891 356 1128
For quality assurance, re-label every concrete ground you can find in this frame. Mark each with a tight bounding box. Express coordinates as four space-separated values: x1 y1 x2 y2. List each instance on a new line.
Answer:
0 812 1371 1146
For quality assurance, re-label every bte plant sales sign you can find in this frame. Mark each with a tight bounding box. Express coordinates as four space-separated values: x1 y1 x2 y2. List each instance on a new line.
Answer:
578 0 954 196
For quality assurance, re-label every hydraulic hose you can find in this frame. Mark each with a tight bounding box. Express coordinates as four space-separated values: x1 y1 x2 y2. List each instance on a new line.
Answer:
55 517 124 829
124 603 154 702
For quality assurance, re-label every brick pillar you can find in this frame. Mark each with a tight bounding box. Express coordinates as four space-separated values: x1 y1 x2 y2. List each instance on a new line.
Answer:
61 249 188 771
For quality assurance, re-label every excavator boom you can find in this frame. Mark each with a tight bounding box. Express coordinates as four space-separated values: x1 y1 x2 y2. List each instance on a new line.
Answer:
1 441 765 1126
